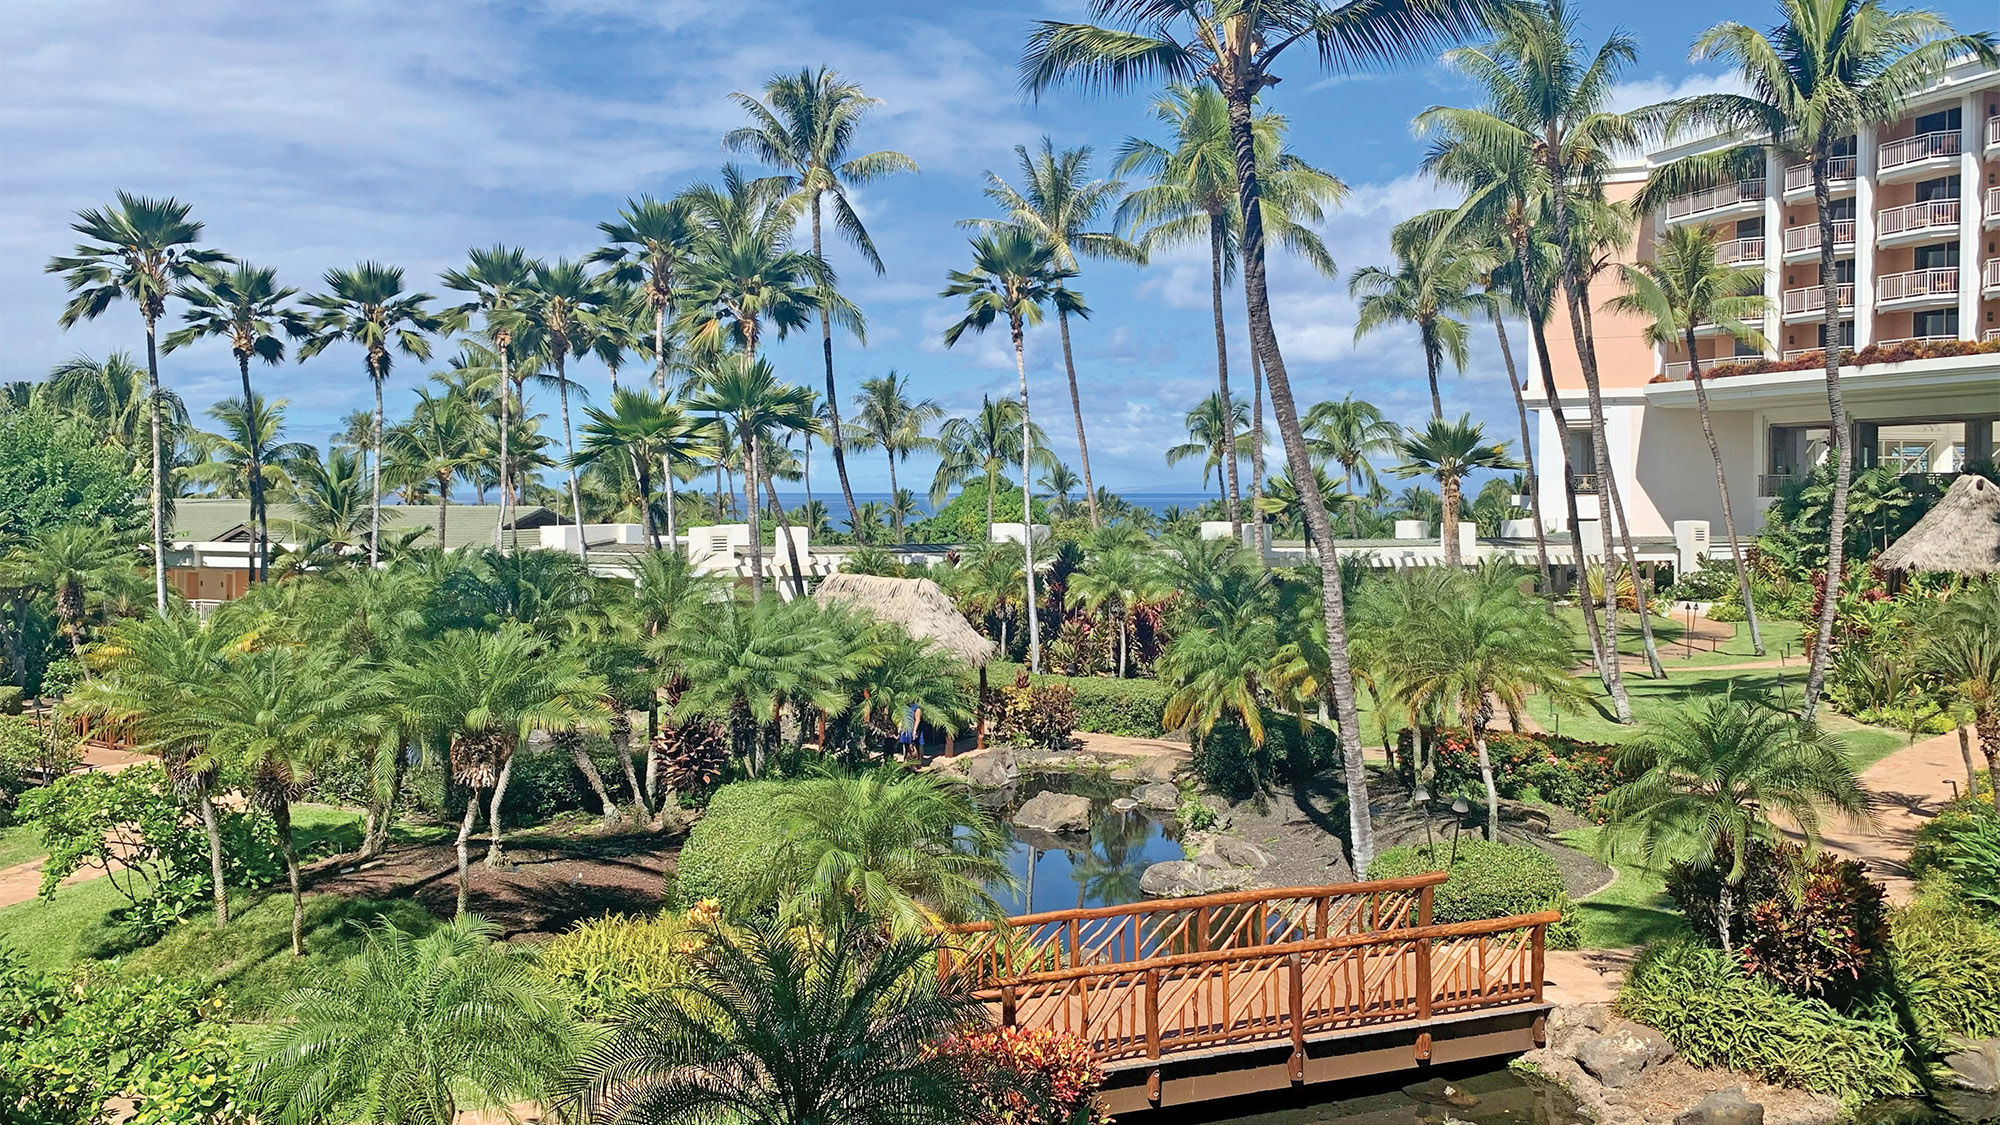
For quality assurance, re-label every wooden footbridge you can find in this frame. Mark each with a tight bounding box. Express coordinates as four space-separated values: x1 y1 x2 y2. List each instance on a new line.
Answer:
943 873 1555 1113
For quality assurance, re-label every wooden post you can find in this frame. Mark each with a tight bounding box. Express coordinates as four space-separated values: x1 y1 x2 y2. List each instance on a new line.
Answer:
1418 883 1433 927
1001 984 1017 1028
1067 917 1080 967
974 665 988 750
1532 924 1547 1003
1144 967 1161 1060
1314 894 1329 938
1287 951 1306 1082
1415 934 1433 1022
1196 905 1210 953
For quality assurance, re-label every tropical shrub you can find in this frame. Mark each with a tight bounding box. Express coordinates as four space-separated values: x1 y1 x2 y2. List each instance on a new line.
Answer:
1908 802 2000 917
1884 888 2000 1052
1737 849 1888 1005
1062 676 1170 737
0 686 21 714
931 1027 1112 1125
1664 558 1738 603
1617 940 1919 1102
0 714 80 823
671 780 784 915
1663 838 1794 953
18 765 215 934
538 910 703 1017
992 673 1080 753
1367 839 1577 947
1395 728 1625 816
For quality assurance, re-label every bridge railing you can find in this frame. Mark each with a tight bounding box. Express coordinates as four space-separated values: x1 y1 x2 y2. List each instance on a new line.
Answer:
941 874 1446 989
971 911 1556 1066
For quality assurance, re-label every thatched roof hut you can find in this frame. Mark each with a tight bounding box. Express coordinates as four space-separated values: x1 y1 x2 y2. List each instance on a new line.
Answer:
814 572 996 667
1877 473 2000 575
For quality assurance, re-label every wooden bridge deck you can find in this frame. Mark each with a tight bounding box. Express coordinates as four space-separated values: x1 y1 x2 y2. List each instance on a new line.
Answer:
944 874 1555 1112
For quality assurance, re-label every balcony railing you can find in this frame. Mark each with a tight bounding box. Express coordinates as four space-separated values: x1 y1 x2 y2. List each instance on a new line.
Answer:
1782 347 1854 362
1784 155 1856 192
1987 259 2000 291
1875 334 1960 349
1715 236 1765 265
1784 219 1855 254
1878 130 1960 171
1876 198 1960 239
1663 361 1691 380
1987 115 2000 148
1568 473 1600 494
1989 187 2000 221
1985 327 2000 342
1665 179 1766 221
1876 267 1958 303
1759 474 1799 498
1783 283 1855 316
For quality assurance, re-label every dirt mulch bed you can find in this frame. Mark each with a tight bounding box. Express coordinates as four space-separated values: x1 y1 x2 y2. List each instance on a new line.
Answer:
303 827 678 940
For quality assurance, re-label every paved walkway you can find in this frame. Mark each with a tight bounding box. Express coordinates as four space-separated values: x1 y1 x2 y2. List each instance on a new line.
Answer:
0 745 155 909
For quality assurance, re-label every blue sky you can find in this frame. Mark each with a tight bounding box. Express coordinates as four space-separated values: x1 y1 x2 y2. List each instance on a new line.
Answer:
2 0 1985 496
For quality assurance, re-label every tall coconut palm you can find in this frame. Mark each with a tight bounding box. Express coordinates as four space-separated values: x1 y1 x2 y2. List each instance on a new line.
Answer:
1655 0 1994 717
1025 0 1502 870
286 446 372 549
441 246 539 549
964 139 1141 528
846 373 942 545
590 197 700 394
1165 392 1250 506
298 263 441 566
521 259 606 561
1608 224 1772 654
388 625 610 916
39 351 189 458
942 230 1070 675
1302 394 1399 538
163 262 300 582
185 394 311 506
1350 226 1479 421
1116 84 1344 538
726 69 918 531
678 168 859 365
930 397 1052 548
1393 415 1520 568
687 355 816 601
45 193 229 611
1604 694 1867 950
387 388 483 550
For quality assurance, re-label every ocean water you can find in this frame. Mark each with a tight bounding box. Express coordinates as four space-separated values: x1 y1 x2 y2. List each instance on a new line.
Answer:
771 490 1224 520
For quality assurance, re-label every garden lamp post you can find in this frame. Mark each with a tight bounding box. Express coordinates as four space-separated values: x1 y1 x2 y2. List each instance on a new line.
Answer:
1448 796 1470 867
1413 783 1434 857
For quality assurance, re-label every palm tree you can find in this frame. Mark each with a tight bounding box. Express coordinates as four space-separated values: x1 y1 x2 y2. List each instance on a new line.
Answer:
687 355 816 600
929 397 1051 546
1604 694 1868 950
1608 225 1772 654
1657 0 1994 717
522 259 606 560
1038 462 1082 514
590 197 700 394
1159 595 1279 758
45 193 228 611
1350 226 1478 420
1166 392 1250 506
249 916 582 1125
576 388 712 552
163 262 300 582
1393 416 1519 568
298 263 441 566
39 351 188 458
942 230 1071 675
0 522 140 656
565 917 979 1125
1025 0 1502 870
666 597 847 774
185 394 311 505
726 71 917 531
387 389 482 549
286 446 372 549
760 768 1012 937
388 625 610 915
964 139 1141 528
1067 543 1158 678
441 246 539 548
846 372 942 545
1302 395 1398 538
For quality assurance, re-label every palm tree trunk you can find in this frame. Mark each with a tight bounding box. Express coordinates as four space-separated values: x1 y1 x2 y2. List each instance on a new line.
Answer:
565 733 620 824
764 473 808 598
454 785 480 919
812 196 863 532
557 357 587 563
1493 306 1551 589
496 344 513 550
370 361 384 567
1469 716 1500 842
1441 475 1463 567
1223 88 1372 872
1718 878 1734 952
654 300 669 395
484 752 515 867
1684 331 1763 655
1208 214 1242 538
1421 326 1444 420
237 353 264 583
660 454 679 554
1976 705 1999 808
1958 723 1978 801
985 467 997 546
1249 347 1268 558
199 790 228 928
1056 308 1101 529
272 799 304 956
436 475 449 550
1013 320 1043 675
887 450 904 544
361 745 406 860
1804 151 1850 719
142 314 168 614
613 711 648 816
746 430 764 603
631 451 660 550
1572 290 1665 678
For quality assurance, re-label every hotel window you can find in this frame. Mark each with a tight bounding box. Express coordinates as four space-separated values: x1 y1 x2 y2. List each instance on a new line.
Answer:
1827 197 1856 221
1735 217 1764 238
1913 242 1959 270
1831 134 1857 157
1915 176 1960 202
1914 106 1962 134
1882 443 1932 473
1733 337 1762 357
1912 308 1958 337
1832 258 1857 283
1565 428 1597 474
1819 320 1856 348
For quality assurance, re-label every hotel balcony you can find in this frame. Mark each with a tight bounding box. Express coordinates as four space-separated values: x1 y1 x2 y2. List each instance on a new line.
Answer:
1876 199 1960 247
1875 333 1961 349
1987 187 2000 228
1985 258 2000 297
1782 282 1855 321
1875 266 1958 309
1782 156 1857 199
1986 326 2000 342
1664 179 1766 224
1876 130 1961 182
1783 219 1855 261
1987 114 2000 155
1714 236 1765 266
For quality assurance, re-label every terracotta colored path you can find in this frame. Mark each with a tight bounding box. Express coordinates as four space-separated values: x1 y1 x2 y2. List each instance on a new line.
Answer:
0 745 156 909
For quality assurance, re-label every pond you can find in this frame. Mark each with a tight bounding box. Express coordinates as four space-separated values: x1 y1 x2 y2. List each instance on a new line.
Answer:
1151 1062 1584 1124
977 772 1186 916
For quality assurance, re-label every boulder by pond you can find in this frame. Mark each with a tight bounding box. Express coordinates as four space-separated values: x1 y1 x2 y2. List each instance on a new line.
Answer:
1575 1022 1676 1089
1132 782 1179 811
1013 790 1092 835
964 747 1018 790
1673 1086 1764 1125
1139 860 1211 898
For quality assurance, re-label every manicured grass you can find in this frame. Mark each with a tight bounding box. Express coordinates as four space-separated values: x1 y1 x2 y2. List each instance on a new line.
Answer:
1561 826 1688 950
0 871 139 974
0 822 44 870
1558 607 1806 668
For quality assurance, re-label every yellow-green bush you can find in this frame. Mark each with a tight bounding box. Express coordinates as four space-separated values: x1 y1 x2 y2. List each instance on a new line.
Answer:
538 912 699 1017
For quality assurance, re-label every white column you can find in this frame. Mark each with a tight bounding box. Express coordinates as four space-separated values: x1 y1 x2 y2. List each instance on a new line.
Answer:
1763 150 1785 356
1958 91 1981 340
1855 123 1877 348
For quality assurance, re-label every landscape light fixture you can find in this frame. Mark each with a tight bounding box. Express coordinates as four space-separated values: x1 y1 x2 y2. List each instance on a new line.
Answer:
1412 784 1434 856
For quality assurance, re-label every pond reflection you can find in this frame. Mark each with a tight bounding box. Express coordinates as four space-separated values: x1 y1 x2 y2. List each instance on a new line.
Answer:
976 773 1186 916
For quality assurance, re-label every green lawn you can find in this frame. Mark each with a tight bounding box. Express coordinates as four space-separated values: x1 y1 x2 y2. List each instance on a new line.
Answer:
1558 607 1806 669
0 823 44 870
1561 826 1688 949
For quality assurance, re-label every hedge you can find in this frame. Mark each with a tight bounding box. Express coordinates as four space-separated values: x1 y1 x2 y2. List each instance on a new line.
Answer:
672 780 785 915
1367 839 1579 949
983 663 1169 737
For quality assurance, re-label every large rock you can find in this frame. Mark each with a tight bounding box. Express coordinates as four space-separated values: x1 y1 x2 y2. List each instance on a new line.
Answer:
1212 837 1271 869
1139 860 1211 898
1576 1023 1675 1089
1133 782 1180 811
1943 1040 2000 1093
1673 1086 1764 1125
1014 791 1091 835
964 747 1018 790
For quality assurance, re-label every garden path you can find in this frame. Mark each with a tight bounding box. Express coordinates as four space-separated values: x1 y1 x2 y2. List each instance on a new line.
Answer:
0 744 158 908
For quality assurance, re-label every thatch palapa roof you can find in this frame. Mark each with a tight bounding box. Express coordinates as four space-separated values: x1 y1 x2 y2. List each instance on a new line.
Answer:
1877 473 2000 575
814 572 996 667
